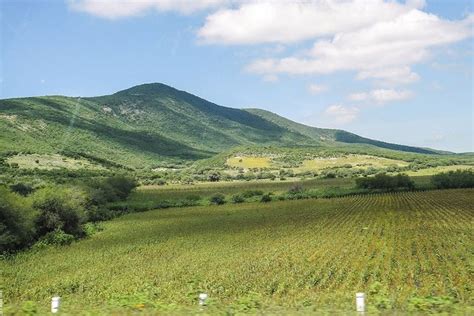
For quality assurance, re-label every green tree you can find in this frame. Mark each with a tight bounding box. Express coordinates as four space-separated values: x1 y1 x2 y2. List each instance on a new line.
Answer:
0 187 36 252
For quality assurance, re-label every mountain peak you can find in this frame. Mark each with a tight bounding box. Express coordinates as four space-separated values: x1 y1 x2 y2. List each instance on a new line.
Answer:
113 82 178 96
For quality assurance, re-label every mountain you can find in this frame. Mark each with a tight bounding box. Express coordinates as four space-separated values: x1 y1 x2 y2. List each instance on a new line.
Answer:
0 83 441 168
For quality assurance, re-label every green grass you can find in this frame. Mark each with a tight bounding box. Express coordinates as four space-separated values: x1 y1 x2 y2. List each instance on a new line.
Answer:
118 175 436 211
123 177 354 208
2 189 473 314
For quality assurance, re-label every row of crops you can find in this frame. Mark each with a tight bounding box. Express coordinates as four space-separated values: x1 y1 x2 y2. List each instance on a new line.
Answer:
2 189 473 314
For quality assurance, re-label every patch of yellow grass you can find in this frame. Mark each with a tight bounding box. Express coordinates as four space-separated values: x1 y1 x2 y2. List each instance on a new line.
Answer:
7 154 104 170
402 165 473 176
226 156 271 168
298 154 408 171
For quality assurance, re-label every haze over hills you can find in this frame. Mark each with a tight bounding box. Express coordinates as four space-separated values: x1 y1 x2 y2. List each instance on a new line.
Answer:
0 83 443 168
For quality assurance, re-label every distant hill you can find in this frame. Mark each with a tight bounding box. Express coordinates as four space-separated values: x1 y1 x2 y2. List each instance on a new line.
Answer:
0 83 443 168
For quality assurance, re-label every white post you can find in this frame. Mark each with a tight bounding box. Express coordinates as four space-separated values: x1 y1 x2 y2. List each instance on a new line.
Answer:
51 296 60 313
198 293 208 306
356 292 365 313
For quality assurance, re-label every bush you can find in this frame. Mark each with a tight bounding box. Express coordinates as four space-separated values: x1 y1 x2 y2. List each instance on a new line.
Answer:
356 173 414 191
86 175 137 205
35 229 75 247
431 169 474 189
242 190 264 198
232 194 245 203
288 184 304 195
83 222 104 237
86 206 115 222
208 172 220 182
10 183 34 196
33 186 86 238
0 187 35 252
104 175 137 200
260 194 272 203
210 194 226 205
408 295 456 313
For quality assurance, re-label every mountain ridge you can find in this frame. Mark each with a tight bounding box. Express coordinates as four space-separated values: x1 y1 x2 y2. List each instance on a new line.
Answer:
0 82 448 169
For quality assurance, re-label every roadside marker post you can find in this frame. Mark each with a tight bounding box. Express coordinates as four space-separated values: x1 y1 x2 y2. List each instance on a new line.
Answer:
356 292 365 313
51 296 60 313
198 293 208 306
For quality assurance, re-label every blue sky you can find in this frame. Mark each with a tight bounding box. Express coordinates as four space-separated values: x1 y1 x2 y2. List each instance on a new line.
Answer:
1 0 473 152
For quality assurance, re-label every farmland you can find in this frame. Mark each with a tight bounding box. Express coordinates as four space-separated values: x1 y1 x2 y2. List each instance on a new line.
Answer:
2 189 473 314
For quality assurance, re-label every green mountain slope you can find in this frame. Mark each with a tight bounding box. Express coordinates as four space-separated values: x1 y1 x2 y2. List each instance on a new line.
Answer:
246 108 439 155
0 83 442 168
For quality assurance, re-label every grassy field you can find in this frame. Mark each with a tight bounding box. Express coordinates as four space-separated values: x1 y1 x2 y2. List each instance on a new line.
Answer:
299 154 408 170
7 154 104 170
225 154 408 171
121 176 436 211
2 189 473 314
402 165 473 176
226 156 271 168
117 177 371 211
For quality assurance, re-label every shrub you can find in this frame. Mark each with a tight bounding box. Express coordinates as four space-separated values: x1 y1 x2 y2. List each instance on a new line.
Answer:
232 194 245 203
356 173 414 191
185 195 201 202
208 172 220 182
86 206 115 222
32 186 86 238
408 295 456 313
242 190 264 198
86 175 137 205
0 187 35 252
35 229 75 247
260 194 272 203
83 222 104 237
431 169 474 189
369 282 392 310
104 175 137 200
210 194 226 205
9 183 34 196
288 184 304 194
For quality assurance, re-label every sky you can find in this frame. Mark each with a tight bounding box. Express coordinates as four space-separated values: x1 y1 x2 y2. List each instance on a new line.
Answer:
1 0 473 152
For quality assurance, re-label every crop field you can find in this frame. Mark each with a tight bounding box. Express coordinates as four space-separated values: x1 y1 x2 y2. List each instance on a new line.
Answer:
134 177 354 202
122 176 435 210
2 189 473 314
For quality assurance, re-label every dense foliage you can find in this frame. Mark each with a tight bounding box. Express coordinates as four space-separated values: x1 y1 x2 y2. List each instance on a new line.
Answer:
356 173 414 190
431 169 474 189
32 187 87 238
0 175 136 253
0 187 35 252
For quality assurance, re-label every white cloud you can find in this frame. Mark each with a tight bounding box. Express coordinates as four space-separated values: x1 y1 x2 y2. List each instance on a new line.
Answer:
262 74 279 83
68 0 473 89
68 0 228 18
198 0 424 44
308 84 328 95
245 9 473 85
348 89 413 104
323 104 359 124
356 67 420 85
